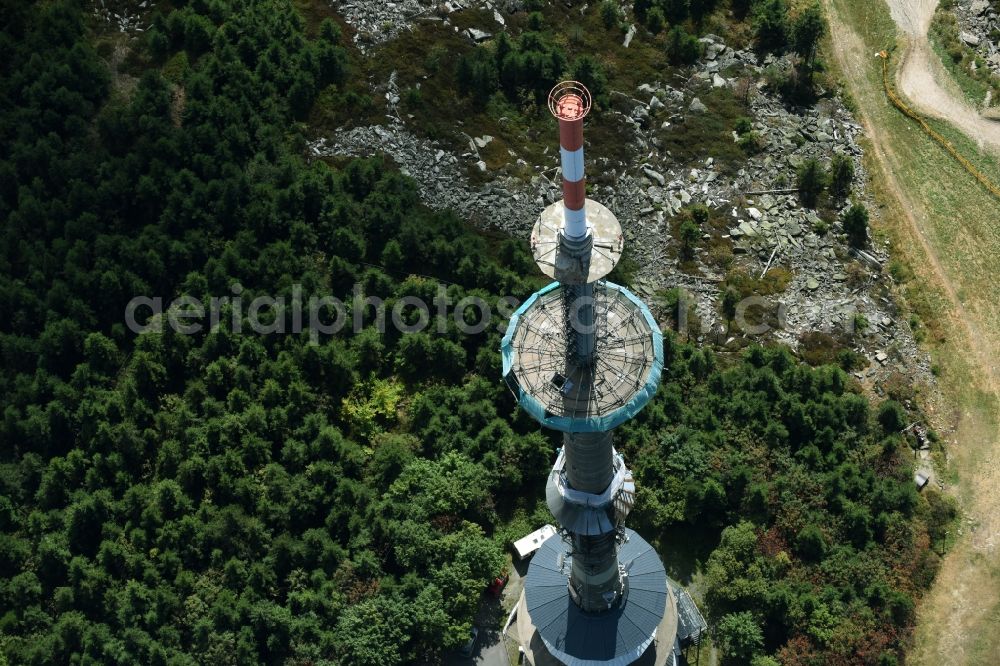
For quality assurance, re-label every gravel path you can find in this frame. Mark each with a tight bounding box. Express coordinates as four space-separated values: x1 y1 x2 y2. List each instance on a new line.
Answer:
886 0 1000 153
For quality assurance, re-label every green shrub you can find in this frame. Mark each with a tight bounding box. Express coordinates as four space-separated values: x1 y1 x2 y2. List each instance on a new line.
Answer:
842 202 869 249
646 7 667 35
456 48 499 102
828 153 854 199
690 204 710 225
877 400 907 434
753 0 789 52
796 158 826 208
665 25 703 65
679 220 701 259
601 0 620 29
796 524 827 560
716 611 764 662
738 131 765 154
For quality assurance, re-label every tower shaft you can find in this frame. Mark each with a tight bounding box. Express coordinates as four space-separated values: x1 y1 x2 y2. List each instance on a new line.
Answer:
566 281 597 366
562 429 620 611
562 430 613 494
570 530 621 612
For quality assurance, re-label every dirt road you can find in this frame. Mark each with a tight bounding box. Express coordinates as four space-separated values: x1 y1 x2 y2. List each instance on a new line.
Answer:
886 0 1000 153
824 0 1000 663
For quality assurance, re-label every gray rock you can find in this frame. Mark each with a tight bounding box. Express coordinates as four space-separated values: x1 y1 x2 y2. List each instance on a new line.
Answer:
689 97 708 113
649 95 664 111
712 74 727 88
476 160 487 172
971 0 990 16
747 207 763 221
961 31 981 46
624 24 637 48
643 167 666 186
806 277 819 291
474 135 493 148
467 28 492 42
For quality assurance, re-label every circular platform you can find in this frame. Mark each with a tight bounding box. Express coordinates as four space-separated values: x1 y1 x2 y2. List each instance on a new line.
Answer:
531 199 624 285
501 281 663 433
522 528 675 666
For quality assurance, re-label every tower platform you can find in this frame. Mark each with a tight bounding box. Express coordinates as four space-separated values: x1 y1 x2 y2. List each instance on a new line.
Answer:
530 198 624 284
516 528 678 666
501 281 663 433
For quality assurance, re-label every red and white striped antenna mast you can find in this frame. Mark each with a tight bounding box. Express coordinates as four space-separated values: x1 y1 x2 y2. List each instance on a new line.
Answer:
548 81 593 240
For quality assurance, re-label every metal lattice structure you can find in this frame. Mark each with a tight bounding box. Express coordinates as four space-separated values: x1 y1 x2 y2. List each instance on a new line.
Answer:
504 82 679 666
502 281 662 431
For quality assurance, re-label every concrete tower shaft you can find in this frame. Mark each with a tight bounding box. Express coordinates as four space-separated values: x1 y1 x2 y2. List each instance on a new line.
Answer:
562 430 614 494
569 531 621 612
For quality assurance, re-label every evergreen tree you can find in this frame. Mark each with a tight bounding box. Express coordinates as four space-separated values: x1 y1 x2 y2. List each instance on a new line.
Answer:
796 158 826 208
666 25 703 64
829 153 854 199
753 0 789 52
791 2 825 67
842 202 869 248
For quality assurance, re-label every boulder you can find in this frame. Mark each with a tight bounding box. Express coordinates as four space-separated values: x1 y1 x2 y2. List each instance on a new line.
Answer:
466 28 492 42
624 24 637 48
961 31 981 47
643 167 666 186
689 97 708 113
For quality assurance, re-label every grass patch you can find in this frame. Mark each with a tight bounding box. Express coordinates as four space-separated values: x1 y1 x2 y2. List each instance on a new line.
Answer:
824 0 1000 660
928 9 1000 108
660 85 749 172
722 266 792 297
